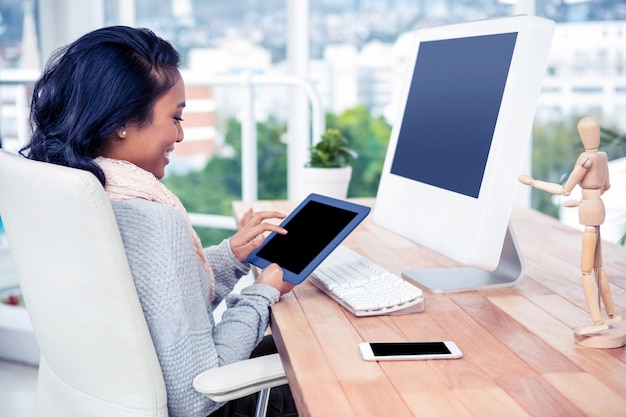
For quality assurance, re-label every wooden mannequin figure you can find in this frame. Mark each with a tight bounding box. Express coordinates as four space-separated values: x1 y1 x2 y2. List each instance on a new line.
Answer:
519 116 626 348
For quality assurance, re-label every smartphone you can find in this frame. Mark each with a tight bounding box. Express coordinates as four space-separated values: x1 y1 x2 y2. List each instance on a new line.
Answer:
358 341 462 361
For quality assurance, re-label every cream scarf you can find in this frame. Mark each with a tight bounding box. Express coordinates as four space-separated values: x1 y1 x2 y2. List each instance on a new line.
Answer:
95 156 215 301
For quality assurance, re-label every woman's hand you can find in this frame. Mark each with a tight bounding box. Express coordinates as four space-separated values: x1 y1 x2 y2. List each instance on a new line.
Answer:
230 209 287 262
255 263 294 295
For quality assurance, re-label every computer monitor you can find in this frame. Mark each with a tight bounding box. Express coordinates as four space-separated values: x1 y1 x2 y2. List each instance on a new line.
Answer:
373 15 555 293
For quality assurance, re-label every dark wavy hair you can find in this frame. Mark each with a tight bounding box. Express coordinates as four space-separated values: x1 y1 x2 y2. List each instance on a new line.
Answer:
21 26 181 185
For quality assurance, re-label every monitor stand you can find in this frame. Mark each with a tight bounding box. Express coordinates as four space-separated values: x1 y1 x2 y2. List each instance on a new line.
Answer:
402 224 523 293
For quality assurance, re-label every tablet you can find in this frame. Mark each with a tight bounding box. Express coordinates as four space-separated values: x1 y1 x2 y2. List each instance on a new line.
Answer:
247 194 371 284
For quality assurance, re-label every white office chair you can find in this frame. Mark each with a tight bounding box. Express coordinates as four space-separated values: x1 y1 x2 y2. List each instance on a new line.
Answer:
0 149 287 417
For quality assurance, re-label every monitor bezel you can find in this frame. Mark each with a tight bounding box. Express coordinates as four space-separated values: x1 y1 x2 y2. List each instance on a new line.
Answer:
373 15 555 271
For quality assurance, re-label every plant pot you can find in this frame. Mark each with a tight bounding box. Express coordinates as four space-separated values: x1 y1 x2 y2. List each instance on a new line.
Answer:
301 166 352 200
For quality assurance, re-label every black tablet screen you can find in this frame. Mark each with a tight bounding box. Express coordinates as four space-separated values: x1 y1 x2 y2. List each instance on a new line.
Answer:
255 200 358 274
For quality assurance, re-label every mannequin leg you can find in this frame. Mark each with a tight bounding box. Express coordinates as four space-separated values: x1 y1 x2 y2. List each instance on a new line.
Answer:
595 235 622 325
581 226 603 325
596 242 614 318
575 227 626 347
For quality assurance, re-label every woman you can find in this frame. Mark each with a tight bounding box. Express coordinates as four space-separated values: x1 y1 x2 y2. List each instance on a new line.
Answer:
22 26 297 417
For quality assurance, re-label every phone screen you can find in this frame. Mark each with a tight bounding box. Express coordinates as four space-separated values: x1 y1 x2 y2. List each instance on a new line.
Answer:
370 342 451 356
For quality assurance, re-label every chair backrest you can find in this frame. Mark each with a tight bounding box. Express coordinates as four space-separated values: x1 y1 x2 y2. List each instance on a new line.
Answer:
0 149 168 417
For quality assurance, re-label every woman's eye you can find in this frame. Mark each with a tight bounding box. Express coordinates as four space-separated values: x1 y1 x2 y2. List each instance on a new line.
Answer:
174 116 184 122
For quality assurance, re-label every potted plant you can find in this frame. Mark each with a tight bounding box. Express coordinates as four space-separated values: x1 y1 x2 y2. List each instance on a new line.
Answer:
301 128 358 199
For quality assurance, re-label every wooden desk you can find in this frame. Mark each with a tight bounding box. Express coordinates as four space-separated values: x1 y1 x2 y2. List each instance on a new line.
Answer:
233 199 626 417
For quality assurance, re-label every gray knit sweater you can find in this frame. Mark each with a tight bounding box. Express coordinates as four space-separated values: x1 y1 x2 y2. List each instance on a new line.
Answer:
112 198 280 417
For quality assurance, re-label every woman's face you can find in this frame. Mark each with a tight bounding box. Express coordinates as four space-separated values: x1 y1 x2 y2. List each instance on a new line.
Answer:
104 74 186 179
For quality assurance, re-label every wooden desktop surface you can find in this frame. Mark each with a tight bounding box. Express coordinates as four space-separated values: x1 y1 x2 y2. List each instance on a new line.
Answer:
232 199 626 417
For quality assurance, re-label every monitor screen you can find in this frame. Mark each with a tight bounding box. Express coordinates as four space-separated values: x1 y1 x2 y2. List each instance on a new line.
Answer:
391 33 517 199
373 15 555 292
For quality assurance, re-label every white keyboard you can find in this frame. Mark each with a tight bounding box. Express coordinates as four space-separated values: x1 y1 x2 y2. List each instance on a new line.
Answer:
309 245 425 317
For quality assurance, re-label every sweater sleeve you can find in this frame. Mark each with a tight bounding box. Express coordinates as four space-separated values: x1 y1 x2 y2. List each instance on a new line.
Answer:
203 239 250 308
111 199 280 417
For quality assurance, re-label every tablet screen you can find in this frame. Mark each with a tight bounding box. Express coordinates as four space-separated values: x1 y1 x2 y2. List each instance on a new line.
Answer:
255 200 358 274
247 194 370 284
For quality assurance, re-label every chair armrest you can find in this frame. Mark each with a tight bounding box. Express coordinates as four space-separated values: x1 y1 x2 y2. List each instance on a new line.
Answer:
193 353 288 403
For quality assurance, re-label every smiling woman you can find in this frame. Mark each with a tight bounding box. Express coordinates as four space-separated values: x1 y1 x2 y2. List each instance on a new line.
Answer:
18 26 297 417
100 75 186 179
21 26 182 185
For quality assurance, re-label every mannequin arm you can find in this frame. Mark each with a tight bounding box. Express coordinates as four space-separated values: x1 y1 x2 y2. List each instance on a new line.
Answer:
518 174 565 195
562 158 590 194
